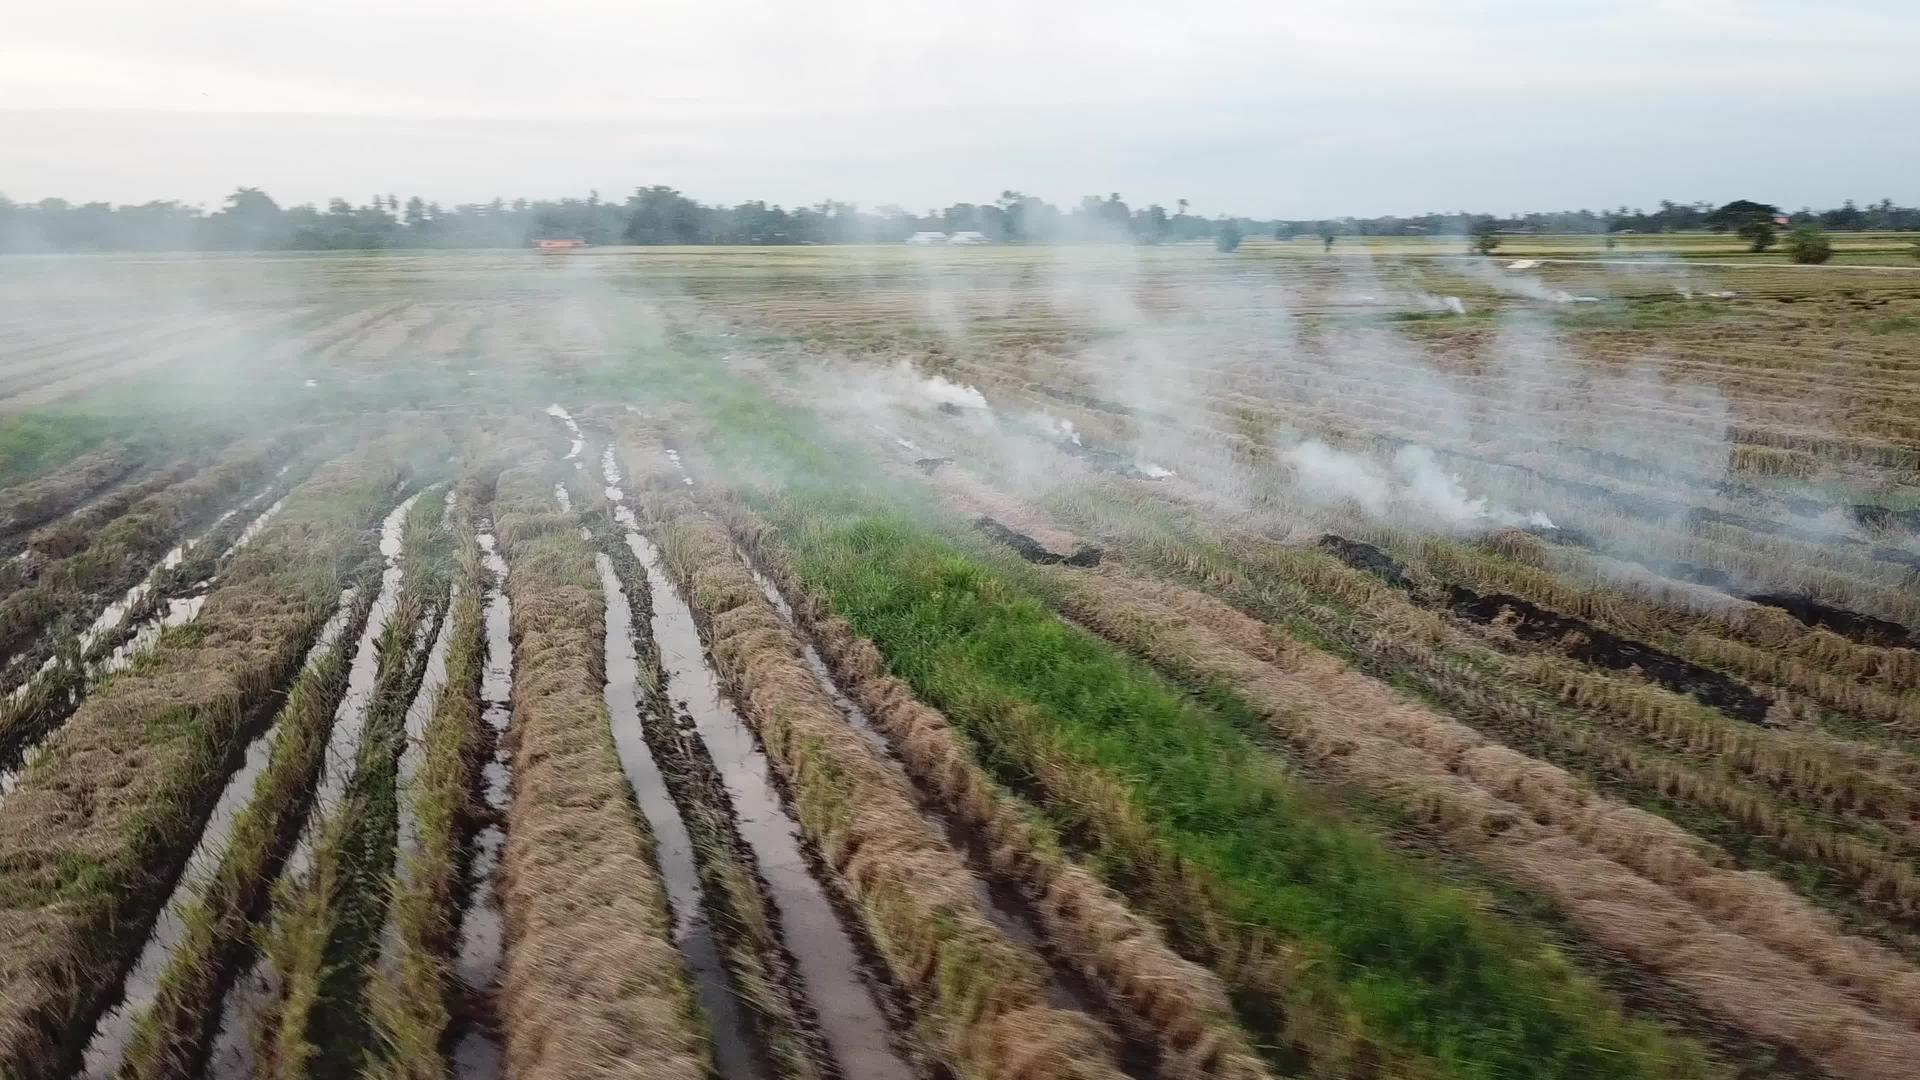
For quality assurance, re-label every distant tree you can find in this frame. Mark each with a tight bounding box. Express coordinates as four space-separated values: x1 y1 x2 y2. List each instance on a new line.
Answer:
1470 217 1501 255
1738 219 1776 253
1820 199 1864 230
1706 199 1778 233
623 185 704 244
1785 223 1833 264
1137 204 1170 244
1215 221 1243 252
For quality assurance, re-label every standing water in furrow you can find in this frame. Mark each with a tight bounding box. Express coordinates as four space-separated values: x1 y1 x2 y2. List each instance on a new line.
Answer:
605 477 913 1080
374 578 460 972
592 548 763 1080
0 477 305 804
736 552 1116 1023
203 491 423 1078
73 590 362 1078
545 403 585 470
304 492 426 840
448 528 511 1078
93 481 293 676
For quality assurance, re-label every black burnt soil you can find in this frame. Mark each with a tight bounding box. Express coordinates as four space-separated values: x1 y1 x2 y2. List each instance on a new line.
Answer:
1318 535 1773 725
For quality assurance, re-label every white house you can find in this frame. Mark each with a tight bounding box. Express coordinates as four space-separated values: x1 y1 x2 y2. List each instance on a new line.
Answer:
947 231 990 245
905 231 948 245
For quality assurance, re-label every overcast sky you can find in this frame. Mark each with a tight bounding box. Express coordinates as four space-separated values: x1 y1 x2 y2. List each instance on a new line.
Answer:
3 0 1916 218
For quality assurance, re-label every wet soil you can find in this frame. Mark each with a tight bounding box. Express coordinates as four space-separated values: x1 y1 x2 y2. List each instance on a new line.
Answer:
377 578 462 973
973 516 1102 567
77 591 362 1077
737 554 1152 1069
1318 535 1774 724
203 495 420 1079
628 528 917 1080
594 549 766 1080
0 479 308 802
449 528 513 1077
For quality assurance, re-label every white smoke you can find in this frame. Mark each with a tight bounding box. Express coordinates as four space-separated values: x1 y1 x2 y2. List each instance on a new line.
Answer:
1283 440 1556 532
1042 413 1082 445
914 368 989 410
1283 441 1392 516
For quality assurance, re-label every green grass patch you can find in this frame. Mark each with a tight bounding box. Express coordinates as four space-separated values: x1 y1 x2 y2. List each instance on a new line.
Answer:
1866 314 1920 335
769 502 1711 1080
619 339 1718 1080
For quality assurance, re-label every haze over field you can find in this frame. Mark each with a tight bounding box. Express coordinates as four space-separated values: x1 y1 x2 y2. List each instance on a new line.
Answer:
4 0 1918 215
6 6 1920 1080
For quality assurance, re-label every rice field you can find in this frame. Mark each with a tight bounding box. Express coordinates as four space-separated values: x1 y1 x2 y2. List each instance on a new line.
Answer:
1 244 1917 1080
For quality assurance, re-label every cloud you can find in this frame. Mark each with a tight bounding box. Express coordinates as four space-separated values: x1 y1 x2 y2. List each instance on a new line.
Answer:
1 1 1914 211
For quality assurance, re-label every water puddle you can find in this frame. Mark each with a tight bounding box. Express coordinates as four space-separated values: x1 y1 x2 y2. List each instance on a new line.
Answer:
80 471 291 657
546 403 585 470
740 555 1109 1019
205 951 279 1078
741 561 893 762
221 496 287 559
78 591 360 1078
449 529 512 1076
306 493 422 825
595 551 759 1080
597 448 907 1073
629 530 913 1080
0 486 304 803
664 447 694 487
205 492 420 1077
377 580 462 972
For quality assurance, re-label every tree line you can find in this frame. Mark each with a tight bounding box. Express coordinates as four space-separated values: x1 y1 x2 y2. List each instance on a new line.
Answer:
0 186 1914 253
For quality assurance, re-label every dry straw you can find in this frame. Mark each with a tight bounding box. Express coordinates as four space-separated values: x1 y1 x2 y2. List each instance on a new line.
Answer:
624 432 1133 1080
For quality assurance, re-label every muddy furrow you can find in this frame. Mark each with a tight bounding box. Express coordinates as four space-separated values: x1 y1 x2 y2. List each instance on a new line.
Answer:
591 450 852 1080
445 523 512 1078
0 464 306 794
387 563 462 920
0 444 140 553
670 382 1250 1069
592 544 787 1080
0 434 304 681
196 491 427 1080
622 523 919 1080
620 433 1135 1080
76 587 371 1080
364 479 492 1080
488 461 708 1080
727 515 1273 1080
249 492 454 1078
0 445 408 1080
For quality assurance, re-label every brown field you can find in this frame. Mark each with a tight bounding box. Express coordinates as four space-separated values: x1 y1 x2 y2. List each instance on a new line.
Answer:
0 244 1917 1080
